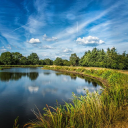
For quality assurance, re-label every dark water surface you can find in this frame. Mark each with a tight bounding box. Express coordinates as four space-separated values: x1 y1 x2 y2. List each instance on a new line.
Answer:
0 67 102 127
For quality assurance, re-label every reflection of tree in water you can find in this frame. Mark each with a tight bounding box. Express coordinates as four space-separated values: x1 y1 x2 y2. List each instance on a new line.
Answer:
70 76 77 80
27 72 39 81
54 71 102 86
0 72 12 81
11 73 23 81
0 72 39 81
0 72 24 81
55 72 62 76
43 72 51 75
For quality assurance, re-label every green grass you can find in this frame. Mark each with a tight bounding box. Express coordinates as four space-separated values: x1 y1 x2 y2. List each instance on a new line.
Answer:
24 66 128 128
0 67 3 70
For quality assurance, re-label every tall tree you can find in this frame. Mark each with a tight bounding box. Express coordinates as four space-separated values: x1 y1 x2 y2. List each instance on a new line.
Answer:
44 58 53 65
28 53 39 65
12 52 22 65
54 57 63 66
0 52 12 65
70 53 79 66
20 57 28 65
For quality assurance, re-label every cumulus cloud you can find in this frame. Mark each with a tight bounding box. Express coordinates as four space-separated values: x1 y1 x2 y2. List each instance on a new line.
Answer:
63 48 72 53
0 48 7 53
38 45 54 49
28 38 41 44
43 34 58 42
76 36 104 46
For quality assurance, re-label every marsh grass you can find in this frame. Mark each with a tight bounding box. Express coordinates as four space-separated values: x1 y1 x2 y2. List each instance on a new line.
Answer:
0 67 3 70
24 66 128 128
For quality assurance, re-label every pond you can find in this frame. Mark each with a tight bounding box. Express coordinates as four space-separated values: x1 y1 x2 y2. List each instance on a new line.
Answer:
0 67 102 128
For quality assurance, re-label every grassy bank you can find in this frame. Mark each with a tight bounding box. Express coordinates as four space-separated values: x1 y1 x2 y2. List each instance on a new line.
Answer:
24 66 128 128
0 67 3 70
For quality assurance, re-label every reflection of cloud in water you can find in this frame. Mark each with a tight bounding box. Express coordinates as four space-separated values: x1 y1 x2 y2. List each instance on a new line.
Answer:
76 86 102 94
28 86 39 93
42 81 51 85
42 88 57 96
62 77 70 82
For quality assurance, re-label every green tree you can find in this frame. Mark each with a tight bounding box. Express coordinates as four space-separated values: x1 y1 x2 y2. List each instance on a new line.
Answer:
20 57 28 65
70 53 79 66
54 57 63 66
28 53 39 65
0 52 12 65
44 58 53 65
39 59 45 65
12 52 22 65
63 59 71 66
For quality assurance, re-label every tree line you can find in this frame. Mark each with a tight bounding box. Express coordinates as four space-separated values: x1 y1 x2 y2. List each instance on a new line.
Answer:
0 47 128 70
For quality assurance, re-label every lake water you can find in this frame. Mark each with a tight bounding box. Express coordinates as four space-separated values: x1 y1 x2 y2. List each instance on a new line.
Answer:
0 67 102 128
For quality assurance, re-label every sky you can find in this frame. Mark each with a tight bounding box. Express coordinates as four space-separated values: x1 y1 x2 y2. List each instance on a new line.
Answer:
0 0 128 60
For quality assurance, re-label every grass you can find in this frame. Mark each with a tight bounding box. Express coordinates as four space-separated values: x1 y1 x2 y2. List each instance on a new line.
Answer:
22 66 128 127
0 67 3 70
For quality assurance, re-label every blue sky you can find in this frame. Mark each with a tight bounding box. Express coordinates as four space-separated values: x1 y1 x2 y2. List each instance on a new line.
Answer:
0 0 128 60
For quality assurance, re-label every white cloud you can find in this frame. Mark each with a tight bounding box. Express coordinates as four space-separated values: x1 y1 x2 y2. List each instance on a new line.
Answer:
63 48 72 53
6 45 11 49
76 36 104 46
28 38 41 44
43 34 58 42
43 45 53 49
0 48 7 53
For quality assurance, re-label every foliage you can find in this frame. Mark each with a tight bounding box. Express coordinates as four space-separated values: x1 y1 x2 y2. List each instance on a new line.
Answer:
28 53 39 65
53 57 63 66
13 116 19 128
12 52 22 65
43 58 53 65
20 57 28 65
79 47 128 70
70 53 79 66
0 52 13 65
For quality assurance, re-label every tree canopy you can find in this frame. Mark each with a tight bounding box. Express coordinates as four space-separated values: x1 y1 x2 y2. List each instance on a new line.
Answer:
0 48 128 70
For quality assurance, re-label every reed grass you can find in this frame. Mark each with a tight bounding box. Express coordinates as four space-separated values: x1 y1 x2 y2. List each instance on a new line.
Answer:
0 67 3 70
24 66 128 128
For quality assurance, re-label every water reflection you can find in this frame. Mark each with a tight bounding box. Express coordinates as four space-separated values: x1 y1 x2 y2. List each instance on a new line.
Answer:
0 72 39 81
28 86 39 93
42 88 58 96
43 72 51 75
27 72 39 81
55 72 102 86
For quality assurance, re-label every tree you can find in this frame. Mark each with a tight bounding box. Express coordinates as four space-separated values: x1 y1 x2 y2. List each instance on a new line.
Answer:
63 59 71 66
39 59 45 65
0 52 12 65
12 52 22 65
54 57 63 66
28 53 39 65
20 57 28 65
44 58 53 65
70 53 79 66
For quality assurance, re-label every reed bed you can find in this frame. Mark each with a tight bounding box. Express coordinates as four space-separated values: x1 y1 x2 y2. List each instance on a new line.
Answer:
0 67 3 70
23 66 128 128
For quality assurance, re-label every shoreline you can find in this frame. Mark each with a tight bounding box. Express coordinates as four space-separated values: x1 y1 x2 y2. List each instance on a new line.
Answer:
50 68 109 87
